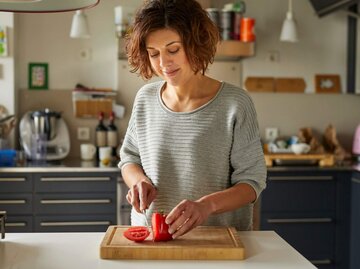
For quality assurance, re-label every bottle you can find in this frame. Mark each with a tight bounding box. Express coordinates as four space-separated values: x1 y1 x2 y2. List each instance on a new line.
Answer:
107 111 118 159
95 111 107 160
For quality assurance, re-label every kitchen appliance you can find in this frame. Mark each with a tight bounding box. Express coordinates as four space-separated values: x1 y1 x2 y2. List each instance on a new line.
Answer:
353 124 360 162
19 109 70 161
309 0 360 17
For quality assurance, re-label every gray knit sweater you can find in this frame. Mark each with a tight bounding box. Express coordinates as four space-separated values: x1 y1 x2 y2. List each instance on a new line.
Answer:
119 81 266 231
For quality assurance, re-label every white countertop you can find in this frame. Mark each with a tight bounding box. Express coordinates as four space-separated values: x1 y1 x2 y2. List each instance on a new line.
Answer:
0 231 316 269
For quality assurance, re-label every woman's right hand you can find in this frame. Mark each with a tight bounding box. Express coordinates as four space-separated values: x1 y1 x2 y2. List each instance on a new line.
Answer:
126 179 157 213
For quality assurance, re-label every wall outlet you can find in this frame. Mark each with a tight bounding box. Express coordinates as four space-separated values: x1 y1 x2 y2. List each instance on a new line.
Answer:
266 50 280 63
79 48 91 61
77 127 90 140
265 127 279 142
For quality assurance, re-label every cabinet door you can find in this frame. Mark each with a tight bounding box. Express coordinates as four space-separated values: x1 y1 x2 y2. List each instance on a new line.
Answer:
34 214 115 232
0 193 33 215
5 215 33 232
261 170 339 269
350 173 360 269
262 172 336 213
34 172 117 193
34 193 116 215
0 173 32 193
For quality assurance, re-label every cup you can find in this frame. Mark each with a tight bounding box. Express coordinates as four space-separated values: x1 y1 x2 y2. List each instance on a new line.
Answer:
99 146 112 166
80 143 96 161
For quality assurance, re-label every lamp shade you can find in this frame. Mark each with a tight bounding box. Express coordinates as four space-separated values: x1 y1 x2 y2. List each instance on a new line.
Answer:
0 0 99 13
70 10 90 38
280 11 298 42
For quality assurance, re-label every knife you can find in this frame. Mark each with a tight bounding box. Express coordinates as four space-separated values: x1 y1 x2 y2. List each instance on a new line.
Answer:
142 209 153 240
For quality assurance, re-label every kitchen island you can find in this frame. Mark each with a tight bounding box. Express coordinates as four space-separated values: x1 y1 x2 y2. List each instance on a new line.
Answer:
0 231 315 269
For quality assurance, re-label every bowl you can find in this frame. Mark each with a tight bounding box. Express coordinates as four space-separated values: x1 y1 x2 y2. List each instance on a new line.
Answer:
291 143 311 155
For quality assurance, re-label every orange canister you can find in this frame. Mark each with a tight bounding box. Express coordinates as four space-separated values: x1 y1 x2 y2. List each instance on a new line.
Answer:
240 17 255 42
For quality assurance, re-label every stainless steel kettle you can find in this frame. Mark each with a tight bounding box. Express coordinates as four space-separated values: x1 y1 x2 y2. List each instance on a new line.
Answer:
30 109 61 141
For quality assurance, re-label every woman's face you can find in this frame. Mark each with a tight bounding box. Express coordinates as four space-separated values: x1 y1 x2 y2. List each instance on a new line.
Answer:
145 28 194 87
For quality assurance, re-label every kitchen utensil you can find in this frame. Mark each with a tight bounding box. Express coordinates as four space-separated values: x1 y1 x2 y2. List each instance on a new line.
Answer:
291 143 311 154
80 143 96 161
0 114 14 124
20 109 70 161
31 109 61 141
100 225 245 260
142 209 153 239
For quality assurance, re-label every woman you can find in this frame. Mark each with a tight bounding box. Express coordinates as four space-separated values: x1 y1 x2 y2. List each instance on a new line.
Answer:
119 0 266 239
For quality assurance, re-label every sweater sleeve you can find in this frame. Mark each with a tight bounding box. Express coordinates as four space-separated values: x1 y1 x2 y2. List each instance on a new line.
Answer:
118 94 142 170
230 92 267 199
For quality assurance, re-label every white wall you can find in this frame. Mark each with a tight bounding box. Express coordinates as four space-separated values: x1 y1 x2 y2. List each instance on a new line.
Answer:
16 0 138 90
12 0 360 151
0 12 15 147
0 12 14 114
15 0 355 93
215 0 348 93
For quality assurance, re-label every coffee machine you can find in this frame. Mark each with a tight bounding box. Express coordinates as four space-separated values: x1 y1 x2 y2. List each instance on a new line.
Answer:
19 108 70 161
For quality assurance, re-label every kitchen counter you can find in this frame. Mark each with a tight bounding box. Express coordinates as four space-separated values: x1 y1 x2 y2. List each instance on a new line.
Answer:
0 158 120 172
0 231 315 269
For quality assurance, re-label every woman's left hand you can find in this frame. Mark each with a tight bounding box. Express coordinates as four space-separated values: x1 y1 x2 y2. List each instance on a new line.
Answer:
165 199 212 239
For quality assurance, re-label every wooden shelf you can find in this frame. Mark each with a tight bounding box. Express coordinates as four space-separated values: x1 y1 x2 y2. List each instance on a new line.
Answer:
118 39 255 60
216 41 255 58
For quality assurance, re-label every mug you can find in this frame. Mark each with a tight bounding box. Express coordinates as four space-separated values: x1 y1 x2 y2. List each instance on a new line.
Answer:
80 143 96 161
99 146 112 166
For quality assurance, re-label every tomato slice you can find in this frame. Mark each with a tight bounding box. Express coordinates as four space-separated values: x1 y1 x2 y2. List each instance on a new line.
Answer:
123 226 150 242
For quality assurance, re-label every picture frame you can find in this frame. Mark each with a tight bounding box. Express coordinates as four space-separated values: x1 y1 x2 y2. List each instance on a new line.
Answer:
0 26 8 57
28 63 48 90
315 74 341 93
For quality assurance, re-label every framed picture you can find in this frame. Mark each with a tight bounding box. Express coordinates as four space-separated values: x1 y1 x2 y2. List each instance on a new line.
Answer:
0 26 8 57
315 74 341 93
28 63 48 90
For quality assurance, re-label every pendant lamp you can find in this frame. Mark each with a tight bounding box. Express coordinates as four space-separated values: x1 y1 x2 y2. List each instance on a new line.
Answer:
280 0 298 42
70 10 90 38
0 0 99 13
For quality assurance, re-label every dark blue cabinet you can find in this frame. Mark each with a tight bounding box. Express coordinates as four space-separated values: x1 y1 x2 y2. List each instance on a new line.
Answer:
350 171 360 269
0 170 118 232
0 173 33 232
261 169 352 269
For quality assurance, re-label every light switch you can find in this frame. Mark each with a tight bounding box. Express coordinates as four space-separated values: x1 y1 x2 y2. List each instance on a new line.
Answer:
265 127 279 142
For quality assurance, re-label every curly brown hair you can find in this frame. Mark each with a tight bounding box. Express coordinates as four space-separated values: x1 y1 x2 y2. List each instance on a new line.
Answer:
125 0 220 80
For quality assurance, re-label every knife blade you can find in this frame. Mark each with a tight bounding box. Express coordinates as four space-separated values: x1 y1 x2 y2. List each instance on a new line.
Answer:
142 209 153 240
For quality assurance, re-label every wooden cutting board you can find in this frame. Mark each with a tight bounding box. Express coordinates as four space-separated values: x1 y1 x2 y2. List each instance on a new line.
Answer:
100 225 245 260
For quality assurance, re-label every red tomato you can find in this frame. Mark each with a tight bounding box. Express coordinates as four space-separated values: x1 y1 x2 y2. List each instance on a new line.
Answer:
152 212 173 241
123 226 150 242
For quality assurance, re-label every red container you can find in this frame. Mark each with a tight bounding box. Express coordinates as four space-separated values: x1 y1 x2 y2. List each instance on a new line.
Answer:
240 17 255 42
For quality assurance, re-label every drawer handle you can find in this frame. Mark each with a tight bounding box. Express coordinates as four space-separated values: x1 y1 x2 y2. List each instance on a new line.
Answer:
40 177 110 182
267 218 333 224
351 177 360 184
5 222 27 227
268 176 334 181
0 199 27 204
310 259 332 265
0 178 26 182
40 221 111 226
40 199 111 204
